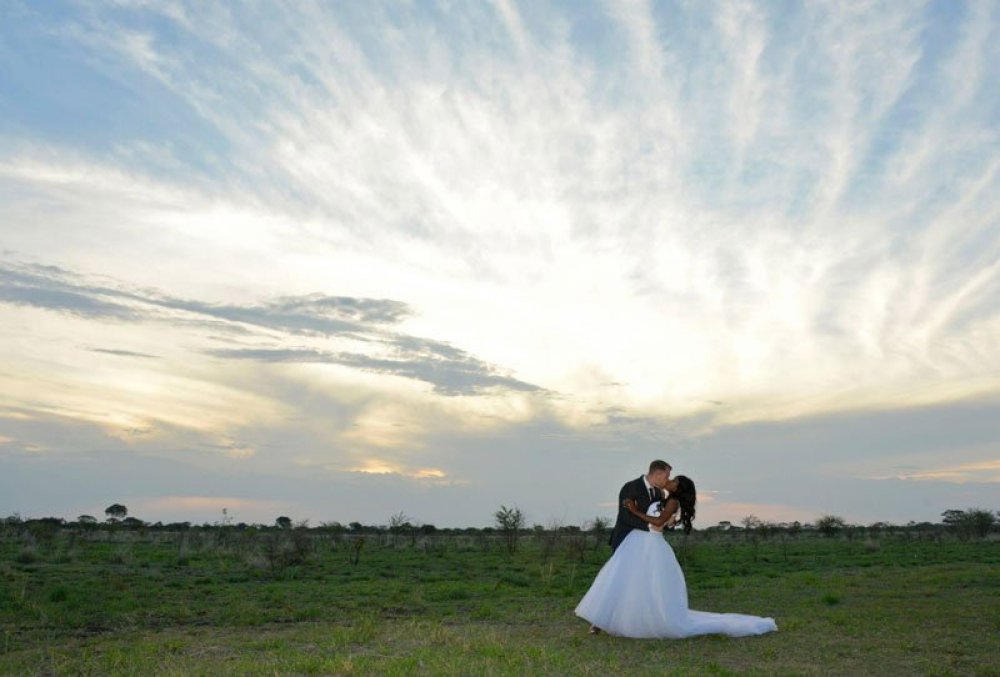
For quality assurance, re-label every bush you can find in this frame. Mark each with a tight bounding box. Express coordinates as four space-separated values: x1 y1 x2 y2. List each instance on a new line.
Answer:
942 509 997 539
816 515 846 537
16 546 38 564
494 506 525 555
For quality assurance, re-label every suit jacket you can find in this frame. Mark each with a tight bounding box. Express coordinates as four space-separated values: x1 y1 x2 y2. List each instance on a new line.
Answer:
608 476 663 552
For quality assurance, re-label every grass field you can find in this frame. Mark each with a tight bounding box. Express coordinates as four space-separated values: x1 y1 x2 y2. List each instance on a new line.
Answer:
2 525 998 675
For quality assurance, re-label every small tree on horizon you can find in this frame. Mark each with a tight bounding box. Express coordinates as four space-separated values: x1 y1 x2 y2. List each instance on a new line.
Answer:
494 505 525 555
275 516 292 529
816 515 846 537
104 504 128 521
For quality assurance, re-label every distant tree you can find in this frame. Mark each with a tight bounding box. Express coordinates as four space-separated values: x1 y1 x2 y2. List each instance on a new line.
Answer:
77 515 97 524
589 516 611 535
104 504 128 521
942 508 996 539
349 521 363 532
494 505 525 555
741 514 762 540
717 520 732 531
389 512 412 533
816 515 846 537
758 521 779 539
420 524 437 535
122 517 145 529
275 516 292 529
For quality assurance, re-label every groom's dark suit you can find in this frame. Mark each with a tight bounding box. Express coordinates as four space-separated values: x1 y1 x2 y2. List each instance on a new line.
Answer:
609 476 663 552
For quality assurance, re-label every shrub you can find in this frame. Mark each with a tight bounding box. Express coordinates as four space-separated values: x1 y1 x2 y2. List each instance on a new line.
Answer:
494 505 525 555
942 508 997 539
16 546 38 564
816 515 846 537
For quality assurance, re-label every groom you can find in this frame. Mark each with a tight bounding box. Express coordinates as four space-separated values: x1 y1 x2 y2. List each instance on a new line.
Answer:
608 460 672 552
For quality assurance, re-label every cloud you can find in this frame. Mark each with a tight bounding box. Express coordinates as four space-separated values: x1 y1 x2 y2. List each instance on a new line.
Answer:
0 264 139 319
207 345 540 396
0 259 539 397
870 459 1000 484
86 348 160 359
341 459 450 482
0 1 998 529
0 261 403 336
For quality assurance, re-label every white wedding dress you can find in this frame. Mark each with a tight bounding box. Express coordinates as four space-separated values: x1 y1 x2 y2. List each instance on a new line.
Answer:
575 503 777 638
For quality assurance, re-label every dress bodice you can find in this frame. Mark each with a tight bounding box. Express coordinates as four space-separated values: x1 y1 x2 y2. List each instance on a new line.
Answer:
647 501 664 533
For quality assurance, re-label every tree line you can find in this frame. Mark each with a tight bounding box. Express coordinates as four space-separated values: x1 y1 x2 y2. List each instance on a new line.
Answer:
3 505 996 543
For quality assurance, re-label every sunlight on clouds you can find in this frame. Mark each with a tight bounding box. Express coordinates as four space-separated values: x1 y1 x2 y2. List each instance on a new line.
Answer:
0 307 290 442
875 460 1000 484
340 402 428 450
3 2 997 432
344 459 449 482
349 459 401 475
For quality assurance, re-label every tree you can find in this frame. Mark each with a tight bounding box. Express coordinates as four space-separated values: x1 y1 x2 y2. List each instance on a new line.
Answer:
77 515 97 524
816 515 846 537
942 508 997 539
741 514 762 539
389 512 412 533
104 504 128 521
589 516 611 534
494 505 525 555
275 516 292 529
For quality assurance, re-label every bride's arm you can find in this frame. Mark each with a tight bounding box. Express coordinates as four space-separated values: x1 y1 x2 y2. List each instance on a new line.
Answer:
624 498 679 528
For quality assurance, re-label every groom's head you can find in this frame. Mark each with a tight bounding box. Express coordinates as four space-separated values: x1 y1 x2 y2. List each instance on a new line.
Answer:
647 459 672 488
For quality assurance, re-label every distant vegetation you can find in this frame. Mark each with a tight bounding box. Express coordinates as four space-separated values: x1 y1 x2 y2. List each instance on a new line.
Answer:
6 503 996 543
1 504 995 577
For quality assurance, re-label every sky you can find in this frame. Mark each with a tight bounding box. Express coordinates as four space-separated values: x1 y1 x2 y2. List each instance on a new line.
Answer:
1 0 997 529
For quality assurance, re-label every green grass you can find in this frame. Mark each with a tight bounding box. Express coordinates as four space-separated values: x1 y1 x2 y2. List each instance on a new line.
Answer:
2 529 998 674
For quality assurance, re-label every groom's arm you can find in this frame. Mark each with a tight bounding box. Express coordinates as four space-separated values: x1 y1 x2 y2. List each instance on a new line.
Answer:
617 482 648 531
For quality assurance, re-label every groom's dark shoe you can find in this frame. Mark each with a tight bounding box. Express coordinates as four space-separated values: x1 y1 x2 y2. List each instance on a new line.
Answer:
589 625 602 635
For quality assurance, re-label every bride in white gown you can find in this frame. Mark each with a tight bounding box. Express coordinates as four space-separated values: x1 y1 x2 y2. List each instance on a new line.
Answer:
575 476 777 639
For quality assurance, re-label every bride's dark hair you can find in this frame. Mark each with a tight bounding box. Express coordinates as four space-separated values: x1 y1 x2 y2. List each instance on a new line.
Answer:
671 475 697 535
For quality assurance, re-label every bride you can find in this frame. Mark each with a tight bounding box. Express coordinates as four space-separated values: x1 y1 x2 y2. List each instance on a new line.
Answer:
575 475 778 638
